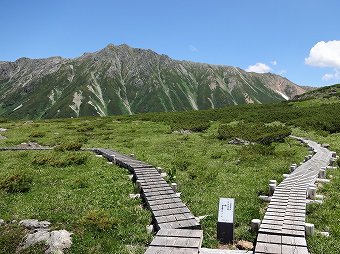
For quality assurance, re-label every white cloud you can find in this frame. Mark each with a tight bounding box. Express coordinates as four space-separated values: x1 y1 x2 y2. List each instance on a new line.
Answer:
271 60 277 66
189 45 199 52
322 69 340 81
246 63 272 73
305 40 340 68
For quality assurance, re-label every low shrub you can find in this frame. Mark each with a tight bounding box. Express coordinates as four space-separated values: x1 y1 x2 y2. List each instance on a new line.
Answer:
210 151 223 159
80 210 118 231
71 177 89 189
0 173 33 193
172 159 191 171
76 125 94 133
0 224 28 253
218 122 291 145
170 121 210 132
54 141 83 151
240 144 275 157
32 152 87 167
29 131 45 138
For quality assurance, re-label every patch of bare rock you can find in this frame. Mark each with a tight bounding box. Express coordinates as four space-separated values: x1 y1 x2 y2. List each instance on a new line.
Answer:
1 219 72 253
172 129 192 134
228 138 252 145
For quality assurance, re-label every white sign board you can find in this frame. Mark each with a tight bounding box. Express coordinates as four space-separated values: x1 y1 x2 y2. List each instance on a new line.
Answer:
218 198 234 223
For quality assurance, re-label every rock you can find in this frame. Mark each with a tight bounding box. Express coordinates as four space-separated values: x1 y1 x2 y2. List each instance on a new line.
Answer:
0 219 5 226
19 219 51 229
0 128 7 132
228 138 251 145
236 240 253 250
320 231 330 237
0 135 6 140
172 129 192 135
45 230 73 254
322 143 330 148
11 220 17 224
17 220 72 253
20 230 50 249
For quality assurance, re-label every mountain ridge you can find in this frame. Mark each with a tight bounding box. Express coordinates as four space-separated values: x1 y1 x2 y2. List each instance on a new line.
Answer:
0 43 305 119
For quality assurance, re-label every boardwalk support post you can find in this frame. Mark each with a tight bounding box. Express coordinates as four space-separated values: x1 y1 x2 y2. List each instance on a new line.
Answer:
307 185 316 199
136 180 142 193
318 168 326 179
305 223 315 236
156 167 162 173
269 180 277 186
269 183 276 196
171 183 177 192
290 164 297 173
251 219 261 232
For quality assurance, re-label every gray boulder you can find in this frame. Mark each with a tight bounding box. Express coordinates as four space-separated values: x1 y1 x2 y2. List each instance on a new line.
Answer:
19 219 51 229
46 230 73 254
20 230 50 249
228 138 251 145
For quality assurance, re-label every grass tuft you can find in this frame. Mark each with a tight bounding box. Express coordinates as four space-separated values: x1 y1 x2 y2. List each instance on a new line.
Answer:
0 173 32 193
54 141 83 151
80 210 119 232
32 152 87 167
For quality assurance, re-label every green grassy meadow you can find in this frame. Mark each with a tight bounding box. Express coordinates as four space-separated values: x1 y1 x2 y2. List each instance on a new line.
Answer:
0 97 340 253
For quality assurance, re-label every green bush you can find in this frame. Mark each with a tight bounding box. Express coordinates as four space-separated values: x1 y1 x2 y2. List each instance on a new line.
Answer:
170 121 210 132
0 224 28 253
210 151 223 159
76 125 94 132
218 122 291 145
71 177 89 189
172 159 191 171
32 152 87 167
240 144 275 157
0 173 33 193
29 131 45 138
54 141 83 151
80 210 118 231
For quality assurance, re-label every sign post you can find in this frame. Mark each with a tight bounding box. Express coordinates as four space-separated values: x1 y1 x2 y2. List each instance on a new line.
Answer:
217 198 235 243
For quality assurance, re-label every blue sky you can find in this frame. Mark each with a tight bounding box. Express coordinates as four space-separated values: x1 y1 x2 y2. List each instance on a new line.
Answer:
1 0 340 87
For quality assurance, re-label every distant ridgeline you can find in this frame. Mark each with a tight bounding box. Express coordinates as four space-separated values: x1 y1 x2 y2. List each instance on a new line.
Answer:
292 83 340 101
0 44 305 119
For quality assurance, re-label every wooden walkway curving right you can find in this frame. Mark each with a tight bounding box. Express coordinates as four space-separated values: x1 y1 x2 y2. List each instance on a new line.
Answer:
1 135 336 253
93 148 203 254
255 137 335 254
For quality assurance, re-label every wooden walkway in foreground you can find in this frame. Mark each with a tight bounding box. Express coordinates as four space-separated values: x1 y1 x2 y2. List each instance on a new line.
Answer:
93 148 203 254
1 136 337 253
255 137 334 254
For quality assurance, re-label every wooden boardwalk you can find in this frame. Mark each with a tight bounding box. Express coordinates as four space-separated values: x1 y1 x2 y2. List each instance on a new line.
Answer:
93 148 203 253
255 137 334 254
1 136 336 253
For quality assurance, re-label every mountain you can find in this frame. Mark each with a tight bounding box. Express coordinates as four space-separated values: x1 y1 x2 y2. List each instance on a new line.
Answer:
0 44 306 119
292 83 340 101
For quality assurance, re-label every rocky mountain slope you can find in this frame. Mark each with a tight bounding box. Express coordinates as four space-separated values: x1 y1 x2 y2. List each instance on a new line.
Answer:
0 44 306 119
292 83 340 101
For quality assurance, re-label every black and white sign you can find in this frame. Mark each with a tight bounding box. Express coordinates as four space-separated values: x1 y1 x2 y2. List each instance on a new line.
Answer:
217 198 235 243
